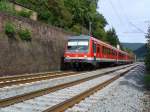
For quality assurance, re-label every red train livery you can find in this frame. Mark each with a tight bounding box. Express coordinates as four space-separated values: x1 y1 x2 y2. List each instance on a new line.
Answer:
64 35 135 69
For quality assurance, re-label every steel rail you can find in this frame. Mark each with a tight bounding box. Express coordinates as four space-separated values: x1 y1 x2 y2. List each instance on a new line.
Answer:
0 64 134 108
0 72 76 88
0 71 62 81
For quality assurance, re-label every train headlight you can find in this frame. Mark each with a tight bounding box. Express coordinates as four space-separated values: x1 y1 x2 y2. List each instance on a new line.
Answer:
84 55 87 58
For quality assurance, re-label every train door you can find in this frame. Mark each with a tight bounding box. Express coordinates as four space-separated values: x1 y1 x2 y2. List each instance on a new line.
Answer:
96 45 100 60
92 41 97 65
102 46 106 59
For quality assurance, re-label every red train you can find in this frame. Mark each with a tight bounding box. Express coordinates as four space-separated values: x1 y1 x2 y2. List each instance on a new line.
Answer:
64 35 135 69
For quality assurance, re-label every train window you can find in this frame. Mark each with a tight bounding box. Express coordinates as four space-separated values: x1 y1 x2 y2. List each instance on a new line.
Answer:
106 48 108 54
109 49 111 55
107 48 110 54
102 46 105 54
67 39 89 52
111 50 112 55
113 50 115 56
107 48 109 54
103 46 106 54
93 42 96 53
105 47 107 54
97 46 100 54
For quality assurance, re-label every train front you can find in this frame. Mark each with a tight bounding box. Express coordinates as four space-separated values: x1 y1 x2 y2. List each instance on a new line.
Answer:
64 35 92 69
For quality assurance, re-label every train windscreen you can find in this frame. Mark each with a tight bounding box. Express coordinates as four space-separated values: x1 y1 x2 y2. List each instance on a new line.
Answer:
67 40 89 52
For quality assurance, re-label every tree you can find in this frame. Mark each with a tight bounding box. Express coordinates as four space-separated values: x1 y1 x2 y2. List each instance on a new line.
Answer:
105 28 119 47
145 26 150 71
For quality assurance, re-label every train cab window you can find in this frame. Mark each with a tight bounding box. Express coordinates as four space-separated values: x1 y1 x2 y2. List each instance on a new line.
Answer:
93 42 96 53
67 39 89 52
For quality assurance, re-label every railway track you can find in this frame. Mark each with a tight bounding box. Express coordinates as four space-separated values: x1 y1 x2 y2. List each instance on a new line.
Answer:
0 64 137 112
0 67 128 102
0 71 77 88
43 65 136 112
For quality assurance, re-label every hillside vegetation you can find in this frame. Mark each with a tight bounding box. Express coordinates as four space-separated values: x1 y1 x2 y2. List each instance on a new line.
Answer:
121 43 145 51
134 45 147 58
0 0 123 48
121 43 147 59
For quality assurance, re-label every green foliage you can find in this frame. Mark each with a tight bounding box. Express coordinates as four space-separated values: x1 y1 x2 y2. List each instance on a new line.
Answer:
71 24 82 34
106 28 119 47
15 0 107 37
4 22 16 38
38 11 52 23
64 0 107 36
0 0 32 18
145 26 150 71
17 10 32 18
18 28 32 41
145 49 150 71
93 28 106 41
144 74 150 88
0 0 16 14
123 47 133 53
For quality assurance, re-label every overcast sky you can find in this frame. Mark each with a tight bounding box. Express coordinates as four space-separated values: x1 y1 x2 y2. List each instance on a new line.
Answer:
98 0 150 43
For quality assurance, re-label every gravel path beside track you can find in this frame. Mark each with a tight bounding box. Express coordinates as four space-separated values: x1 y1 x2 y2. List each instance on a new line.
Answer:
66 64 145 112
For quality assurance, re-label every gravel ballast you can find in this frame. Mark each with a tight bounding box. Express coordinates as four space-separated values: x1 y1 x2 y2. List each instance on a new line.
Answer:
66 64 145 112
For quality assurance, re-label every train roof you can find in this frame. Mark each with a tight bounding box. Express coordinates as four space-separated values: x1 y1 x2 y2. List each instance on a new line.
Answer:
68 35 90 40
91 37 129 55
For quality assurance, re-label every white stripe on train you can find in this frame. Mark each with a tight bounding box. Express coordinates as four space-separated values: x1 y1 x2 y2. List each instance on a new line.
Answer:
65 57 132 62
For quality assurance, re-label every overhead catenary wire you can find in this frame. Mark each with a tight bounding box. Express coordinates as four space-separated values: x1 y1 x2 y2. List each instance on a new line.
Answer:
116 0 146 34
106 0 146 36
108 0 124 26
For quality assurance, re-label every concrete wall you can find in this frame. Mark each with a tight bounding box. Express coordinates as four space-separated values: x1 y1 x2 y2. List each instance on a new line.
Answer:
0 12 71 76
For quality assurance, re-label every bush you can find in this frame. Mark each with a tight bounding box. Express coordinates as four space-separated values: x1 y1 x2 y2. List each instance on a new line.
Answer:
4 22 16 38
38 11 53 23
144 74 150 88
145 49 150 71
18 28 32 41
17 10 32 18
0 0 16 15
